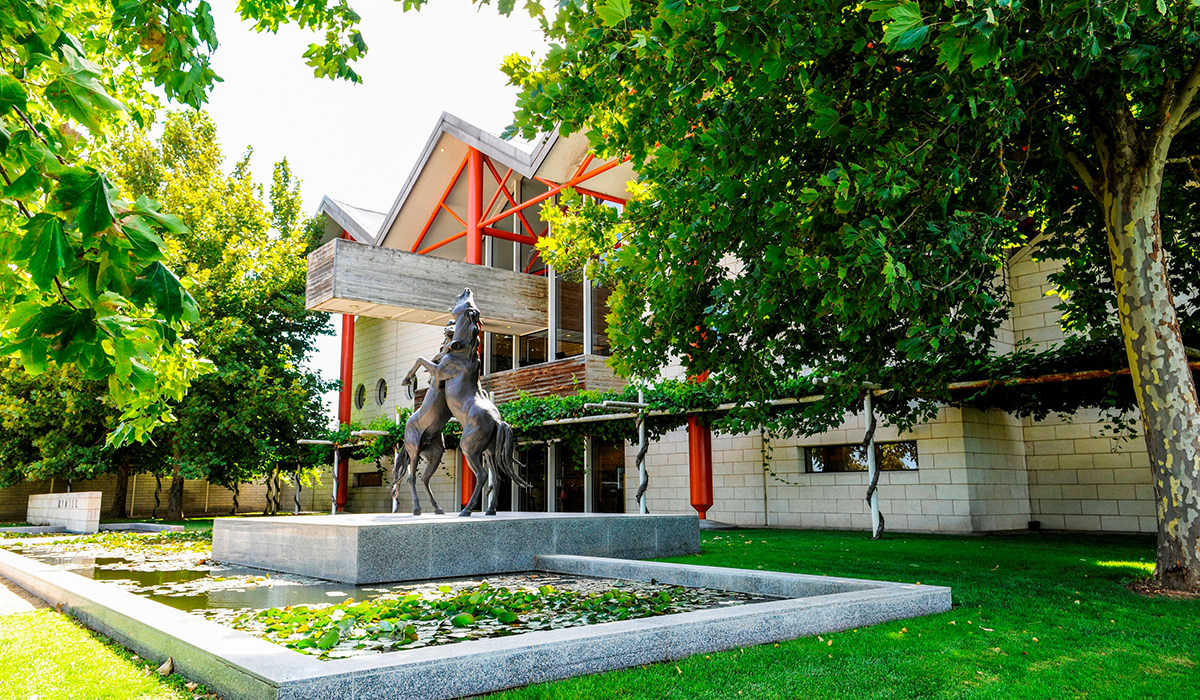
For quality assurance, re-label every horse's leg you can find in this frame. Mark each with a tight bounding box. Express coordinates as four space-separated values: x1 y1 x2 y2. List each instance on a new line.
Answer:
459 448 487 517
407 440 424 515
423 441 446 515
402 357 442 386
484 452 501 516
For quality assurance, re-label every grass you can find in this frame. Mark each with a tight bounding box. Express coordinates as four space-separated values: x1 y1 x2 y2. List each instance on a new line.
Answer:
2 529 1195 699
491 529 1199 700
0 610 204 699
100 517 215 531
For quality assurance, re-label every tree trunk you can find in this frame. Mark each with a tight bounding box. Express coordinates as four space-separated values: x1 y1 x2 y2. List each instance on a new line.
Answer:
111 460 130 519
167 440 184 521
1104 166 1200 591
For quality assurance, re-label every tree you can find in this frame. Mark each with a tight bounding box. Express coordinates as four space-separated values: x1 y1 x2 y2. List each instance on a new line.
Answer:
0 357 170 515
109 111 331 520
474 0 1200 589
1 0 372 443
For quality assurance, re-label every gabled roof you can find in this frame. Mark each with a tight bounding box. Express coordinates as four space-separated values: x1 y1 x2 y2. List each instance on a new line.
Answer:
316 111 634 255
318 197 387 244
373 112 559 247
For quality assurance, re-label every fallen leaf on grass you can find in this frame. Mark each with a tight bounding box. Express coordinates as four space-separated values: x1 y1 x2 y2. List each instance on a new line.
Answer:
185 682 198 691
157 657 173 676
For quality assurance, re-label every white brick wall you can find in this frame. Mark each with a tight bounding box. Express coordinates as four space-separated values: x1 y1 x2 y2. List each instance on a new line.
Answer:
333 252 1159 535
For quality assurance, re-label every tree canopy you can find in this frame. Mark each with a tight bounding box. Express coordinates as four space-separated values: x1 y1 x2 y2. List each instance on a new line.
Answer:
469 0 1200 588
0 0 375 443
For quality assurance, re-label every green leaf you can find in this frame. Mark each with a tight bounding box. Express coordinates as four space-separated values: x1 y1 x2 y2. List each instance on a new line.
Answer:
54 168 117 238
451 613 476 627
121 216 166 260
43 48 125 131
881 3 923 46
936 36 968 71
316 628 340 650
132 196 188 234
131 262 199 323
18 214 73 290
596 0 632 27
0 69 27 115
4 164 44 200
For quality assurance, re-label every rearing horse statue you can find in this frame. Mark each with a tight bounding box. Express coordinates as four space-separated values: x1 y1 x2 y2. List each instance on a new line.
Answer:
401 288 530 516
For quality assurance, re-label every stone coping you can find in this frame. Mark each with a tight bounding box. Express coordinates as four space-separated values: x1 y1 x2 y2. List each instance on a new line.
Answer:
213 512 701 584
0 547 951 700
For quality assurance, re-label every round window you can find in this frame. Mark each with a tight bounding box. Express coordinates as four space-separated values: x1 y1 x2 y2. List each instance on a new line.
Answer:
354 383 366 410
376 378 388 405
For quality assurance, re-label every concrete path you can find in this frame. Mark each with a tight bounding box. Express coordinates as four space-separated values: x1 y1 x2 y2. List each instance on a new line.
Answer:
0 574 47 614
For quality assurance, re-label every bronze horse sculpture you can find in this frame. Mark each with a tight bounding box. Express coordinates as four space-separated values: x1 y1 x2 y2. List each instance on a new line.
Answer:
391 324 455 515
400 288 529 515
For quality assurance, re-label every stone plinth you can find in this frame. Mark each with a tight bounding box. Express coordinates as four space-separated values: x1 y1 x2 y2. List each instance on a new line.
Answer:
26 492 101 534
212 512 700 584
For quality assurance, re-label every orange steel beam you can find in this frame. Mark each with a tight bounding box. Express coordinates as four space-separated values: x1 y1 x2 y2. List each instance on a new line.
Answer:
415 230 466 255
467 148 484 266
479 156 630 229
523 250 542 274
572 185 627 205
440 202 467 229
481 157 513 221
482 226 537 246
573 153 595 179
412 152 470 253
483 157 540 239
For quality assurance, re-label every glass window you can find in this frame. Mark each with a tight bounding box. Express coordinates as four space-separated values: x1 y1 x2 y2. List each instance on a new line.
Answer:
591 284 613 357
375 379 388 405
805 442 919 473
490 334 514 373
591 439 625 513
556 441 586 513
492 238 515 272
556 270 585 359
354 383 366 410
519 330 548 367
516 444 548 512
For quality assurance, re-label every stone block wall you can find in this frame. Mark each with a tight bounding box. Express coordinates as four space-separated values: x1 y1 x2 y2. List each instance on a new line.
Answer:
0 467 334 522
27 491 102 533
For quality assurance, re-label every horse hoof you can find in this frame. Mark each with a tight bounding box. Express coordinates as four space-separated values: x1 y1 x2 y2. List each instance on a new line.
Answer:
485 510 497 516
412 508 422 516
458 509 472 517
434 508 445 515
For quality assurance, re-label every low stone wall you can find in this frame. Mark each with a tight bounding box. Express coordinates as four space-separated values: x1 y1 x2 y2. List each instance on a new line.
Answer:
27 491 101 533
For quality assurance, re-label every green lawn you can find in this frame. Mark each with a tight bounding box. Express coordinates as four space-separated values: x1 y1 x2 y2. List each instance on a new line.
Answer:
0 610 202 699
2 529 1196 699
493 529 1198 700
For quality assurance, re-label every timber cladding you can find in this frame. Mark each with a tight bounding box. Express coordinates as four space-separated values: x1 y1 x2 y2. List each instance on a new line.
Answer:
484 355 626 404
305 238 549 330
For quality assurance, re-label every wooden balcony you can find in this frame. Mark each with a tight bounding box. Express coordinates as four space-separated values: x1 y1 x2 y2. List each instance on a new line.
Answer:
482 355 625 404
306 238 548 335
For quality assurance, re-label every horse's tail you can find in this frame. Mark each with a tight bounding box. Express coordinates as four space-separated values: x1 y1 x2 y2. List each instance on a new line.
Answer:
494 422 531 489
391 446 411 499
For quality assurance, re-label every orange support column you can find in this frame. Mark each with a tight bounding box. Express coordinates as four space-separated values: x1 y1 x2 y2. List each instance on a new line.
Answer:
466 147 484 266
688 415 714 519
458 147 485 508
336 299 355 513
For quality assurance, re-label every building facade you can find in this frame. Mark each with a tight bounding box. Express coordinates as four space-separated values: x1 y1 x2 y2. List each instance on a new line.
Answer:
313 113 1155 534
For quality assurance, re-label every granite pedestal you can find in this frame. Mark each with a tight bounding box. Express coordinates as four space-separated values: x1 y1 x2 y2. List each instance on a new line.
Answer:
212 512 700 584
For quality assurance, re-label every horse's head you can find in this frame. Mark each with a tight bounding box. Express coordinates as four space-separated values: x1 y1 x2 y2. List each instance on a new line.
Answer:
448 288 481 352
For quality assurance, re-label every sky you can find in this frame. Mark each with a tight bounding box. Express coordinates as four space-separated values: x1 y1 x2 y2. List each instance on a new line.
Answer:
202 0 549 422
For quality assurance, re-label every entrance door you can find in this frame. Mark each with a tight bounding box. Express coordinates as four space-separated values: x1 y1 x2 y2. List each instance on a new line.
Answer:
515 444 548 512
592 439 626 513
556 441 586 512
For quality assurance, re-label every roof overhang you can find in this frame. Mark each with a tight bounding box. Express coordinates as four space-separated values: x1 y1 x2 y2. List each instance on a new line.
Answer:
306 238 548 334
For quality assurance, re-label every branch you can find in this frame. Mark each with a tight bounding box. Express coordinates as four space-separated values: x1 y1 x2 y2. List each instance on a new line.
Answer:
1176 109 1200 135
1064 145 1100 200
1165 155 1200 164
1170 54 1200 136
12 107 67 166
